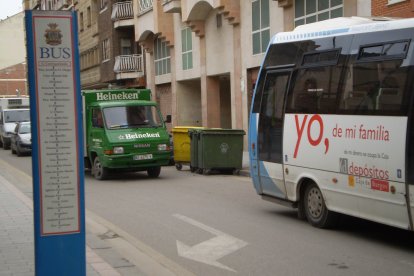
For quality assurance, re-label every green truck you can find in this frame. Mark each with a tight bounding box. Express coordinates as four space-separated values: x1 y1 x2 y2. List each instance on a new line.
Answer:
82 89 171 180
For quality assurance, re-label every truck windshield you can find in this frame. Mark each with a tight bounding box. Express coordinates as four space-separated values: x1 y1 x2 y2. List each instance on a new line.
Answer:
103 105 162 129
4 110 30 123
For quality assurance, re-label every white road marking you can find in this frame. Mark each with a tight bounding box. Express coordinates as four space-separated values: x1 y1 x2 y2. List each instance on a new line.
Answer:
174 213 248 272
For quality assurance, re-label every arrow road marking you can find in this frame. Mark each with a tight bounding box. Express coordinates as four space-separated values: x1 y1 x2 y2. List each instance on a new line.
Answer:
173 213 248 272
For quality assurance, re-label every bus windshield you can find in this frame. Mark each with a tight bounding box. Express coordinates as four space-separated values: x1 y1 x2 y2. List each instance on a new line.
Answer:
103 105 162 129
4 110 30 123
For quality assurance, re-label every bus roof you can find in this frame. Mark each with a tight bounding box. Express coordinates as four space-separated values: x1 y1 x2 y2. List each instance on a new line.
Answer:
272 16 414 44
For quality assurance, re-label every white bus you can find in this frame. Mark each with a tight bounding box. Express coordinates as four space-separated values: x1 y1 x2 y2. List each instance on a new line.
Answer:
248 17 414 230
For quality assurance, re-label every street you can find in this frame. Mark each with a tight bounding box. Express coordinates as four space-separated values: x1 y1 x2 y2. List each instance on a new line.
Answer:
0 150 414 276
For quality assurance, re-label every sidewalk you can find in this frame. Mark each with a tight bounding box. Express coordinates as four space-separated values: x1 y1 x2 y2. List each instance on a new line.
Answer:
0 173 145 276
0 154 251 276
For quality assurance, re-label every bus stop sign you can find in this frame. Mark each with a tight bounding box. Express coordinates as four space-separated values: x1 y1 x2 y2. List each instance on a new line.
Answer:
25 10 86 276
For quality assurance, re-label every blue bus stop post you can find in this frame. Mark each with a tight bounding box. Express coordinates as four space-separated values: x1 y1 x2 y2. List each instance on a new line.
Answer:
25 10 86 276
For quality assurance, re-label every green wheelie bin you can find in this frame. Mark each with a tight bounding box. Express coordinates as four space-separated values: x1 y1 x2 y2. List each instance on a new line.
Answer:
195 129 245 174
188 128 203 172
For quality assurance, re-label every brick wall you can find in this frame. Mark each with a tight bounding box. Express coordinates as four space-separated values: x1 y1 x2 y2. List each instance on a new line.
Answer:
0 63 27 97
372 0 414 17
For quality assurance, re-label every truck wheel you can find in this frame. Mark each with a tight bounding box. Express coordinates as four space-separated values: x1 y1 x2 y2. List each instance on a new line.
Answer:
93 156 108 180
147 166 161 178
303 182 338 228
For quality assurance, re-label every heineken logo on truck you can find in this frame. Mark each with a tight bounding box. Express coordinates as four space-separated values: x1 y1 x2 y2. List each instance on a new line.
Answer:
119 132 161 140
96 91 140 101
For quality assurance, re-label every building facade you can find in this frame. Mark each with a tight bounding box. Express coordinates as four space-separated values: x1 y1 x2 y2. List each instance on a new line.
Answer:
135 0 371 135
36 0 373 139
0 11 26 96
0 12 25 69
77 0 102 88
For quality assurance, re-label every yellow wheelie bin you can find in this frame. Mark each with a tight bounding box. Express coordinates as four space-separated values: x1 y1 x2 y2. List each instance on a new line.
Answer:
172 126 204 171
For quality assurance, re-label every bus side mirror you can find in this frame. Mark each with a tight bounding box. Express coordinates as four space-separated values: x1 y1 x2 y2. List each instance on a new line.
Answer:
165 115 172 123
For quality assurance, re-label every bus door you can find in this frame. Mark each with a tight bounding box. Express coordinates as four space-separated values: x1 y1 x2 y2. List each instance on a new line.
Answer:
255 70 291 199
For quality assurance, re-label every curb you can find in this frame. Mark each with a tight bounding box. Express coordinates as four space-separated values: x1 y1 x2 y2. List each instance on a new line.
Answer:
238 169 250 177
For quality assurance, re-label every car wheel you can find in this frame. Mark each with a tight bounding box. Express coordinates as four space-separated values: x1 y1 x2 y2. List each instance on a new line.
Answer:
147 166 161 178
93 156 108 180
3 141 10 150
303 182 338 228
16 146 22 156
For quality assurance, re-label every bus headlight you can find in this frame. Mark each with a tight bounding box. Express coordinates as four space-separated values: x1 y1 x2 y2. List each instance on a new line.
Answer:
158 144 168 151
113 146 124 154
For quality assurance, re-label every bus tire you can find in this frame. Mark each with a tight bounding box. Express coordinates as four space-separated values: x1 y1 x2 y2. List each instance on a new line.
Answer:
147 166 161 178
93 156 108 180
303 182 338 228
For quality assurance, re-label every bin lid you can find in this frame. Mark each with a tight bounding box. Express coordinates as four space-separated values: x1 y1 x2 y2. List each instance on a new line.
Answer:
198 129 246 135
172 126 205 133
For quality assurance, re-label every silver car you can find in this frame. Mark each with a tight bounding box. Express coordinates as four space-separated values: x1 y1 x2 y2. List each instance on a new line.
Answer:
10 121 31 156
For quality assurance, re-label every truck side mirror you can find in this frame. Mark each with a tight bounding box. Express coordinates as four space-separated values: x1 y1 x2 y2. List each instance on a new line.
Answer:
165 115 171 123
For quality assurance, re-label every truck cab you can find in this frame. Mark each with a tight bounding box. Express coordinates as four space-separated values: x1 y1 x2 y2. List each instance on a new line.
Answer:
83 89 171 180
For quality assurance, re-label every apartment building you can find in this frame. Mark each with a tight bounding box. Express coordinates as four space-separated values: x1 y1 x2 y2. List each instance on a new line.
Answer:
40 0 74 10
35 0 372 137
77 0 102 88
135 0 371 134
99 0 144 88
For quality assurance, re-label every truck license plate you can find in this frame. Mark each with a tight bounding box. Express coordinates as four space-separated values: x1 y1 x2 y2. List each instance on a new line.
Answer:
133 154 153 160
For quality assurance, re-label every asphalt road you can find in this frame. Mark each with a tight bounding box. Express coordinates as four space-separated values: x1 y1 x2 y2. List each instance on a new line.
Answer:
1 149 414 276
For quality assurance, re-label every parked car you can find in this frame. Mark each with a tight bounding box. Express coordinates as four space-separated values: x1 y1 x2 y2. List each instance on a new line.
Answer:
11 121 31 156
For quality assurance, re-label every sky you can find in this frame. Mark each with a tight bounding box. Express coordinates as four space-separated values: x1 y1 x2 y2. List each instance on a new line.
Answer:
0 0 23 20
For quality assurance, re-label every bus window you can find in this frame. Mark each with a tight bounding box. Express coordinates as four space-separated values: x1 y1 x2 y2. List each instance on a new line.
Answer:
287 65 342 114
340 59 409 115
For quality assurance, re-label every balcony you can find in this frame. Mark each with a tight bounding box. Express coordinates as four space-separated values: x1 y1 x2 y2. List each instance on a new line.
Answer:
138 0 154 16
112 1 134 28
114 55 144 80
162 0 181 13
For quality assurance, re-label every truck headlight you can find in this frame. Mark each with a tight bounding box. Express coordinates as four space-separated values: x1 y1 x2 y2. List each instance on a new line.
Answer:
113 146 124 154
158 144 168 151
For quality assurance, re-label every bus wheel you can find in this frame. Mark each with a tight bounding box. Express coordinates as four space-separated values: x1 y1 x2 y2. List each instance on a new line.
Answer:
147 166 161 178
93 156 108 180
303 182 338 228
